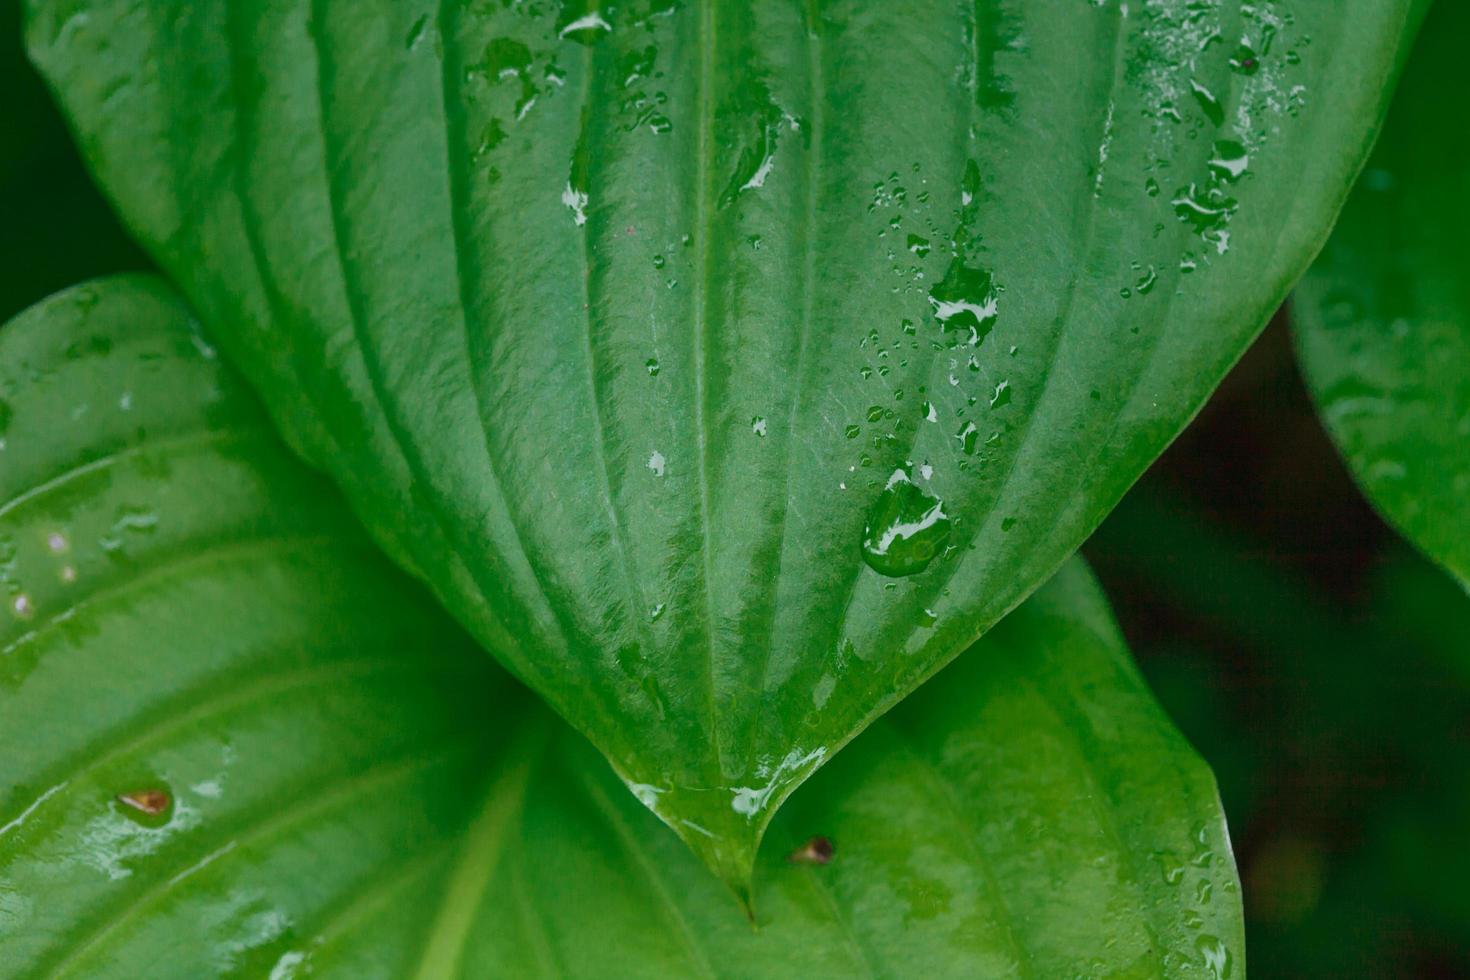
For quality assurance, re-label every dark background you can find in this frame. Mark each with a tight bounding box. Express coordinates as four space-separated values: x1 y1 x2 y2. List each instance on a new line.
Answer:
6 12 1468 978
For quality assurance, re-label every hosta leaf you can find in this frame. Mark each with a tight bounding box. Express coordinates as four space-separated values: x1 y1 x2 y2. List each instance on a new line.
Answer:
26 0 1420 887
1294 1 1470 590
0 278 1241 975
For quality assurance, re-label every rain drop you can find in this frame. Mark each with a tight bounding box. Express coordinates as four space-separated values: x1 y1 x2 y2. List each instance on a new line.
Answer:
860 469 952 577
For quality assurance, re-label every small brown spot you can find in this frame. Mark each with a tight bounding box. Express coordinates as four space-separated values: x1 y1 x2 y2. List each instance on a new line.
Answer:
117 788 171 817
788 836 835 865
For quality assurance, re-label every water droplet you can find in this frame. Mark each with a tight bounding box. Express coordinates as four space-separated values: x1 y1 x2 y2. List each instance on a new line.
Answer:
561 182 589 226
906 234 931 257
1172 183 1237 254
46 532 68 554
860 470 952 577
646 451 665 477
989 380 1012 409
1144 177 1161 197
404 13 428 50
956 420 980 455
652 254 666 269
649 602 665 622
1196 878 1214 905
558 12 612 45
477 38 540 118
751 416 767 437
1135 266 1159 295
961 158 981 208
1189 80 1224 127
473 118 507 164
1229 42 1260 75
645 357 660 376
718 86 787 209
929 259 999 347
845 424 861 440
1196 935 1233 979
1207 140 1249 182
11 594 33 620
1153 850 1187 886
922 401 938 423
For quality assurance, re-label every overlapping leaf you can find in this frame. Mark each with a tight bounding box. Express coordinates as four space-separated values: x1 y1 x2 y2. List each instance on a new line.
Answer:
1294 0 1470 590
26 0 1424 886
0 278 1241 976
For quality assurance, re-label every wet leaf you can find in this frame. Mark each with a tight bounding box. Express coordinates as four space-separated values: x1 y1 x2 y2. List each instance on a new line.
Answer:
26 0 1424 887
0 278 1241 975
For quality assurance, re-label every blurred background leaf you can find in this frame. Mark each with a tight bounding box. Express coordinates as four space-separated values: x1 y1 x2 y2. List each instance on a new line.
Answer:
1292 0 1470 592
1090 308 1470 977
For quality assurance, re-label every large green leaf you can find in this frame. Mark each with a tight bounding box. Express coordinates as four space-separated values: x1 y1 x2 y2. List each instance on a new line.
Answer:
0 278 1241 976
1293 1 1470 590
26 0 1419 888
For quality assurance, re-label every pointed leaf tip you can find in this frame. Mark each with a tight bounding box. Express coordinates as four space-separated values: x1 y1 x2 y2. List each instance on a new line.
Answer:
26 0 1427 880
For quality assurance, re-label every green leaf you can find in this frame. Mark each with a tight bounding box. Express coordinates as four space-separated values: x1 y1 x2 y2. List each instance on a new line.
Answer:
1293 1 1470 590
25 0 1420 887
0 277 1240 975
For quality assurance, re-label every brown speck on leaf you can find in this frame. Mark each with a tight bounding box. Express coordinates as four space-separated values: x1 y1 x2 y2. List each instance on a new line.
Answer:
117 788 171 816
788 836 835 865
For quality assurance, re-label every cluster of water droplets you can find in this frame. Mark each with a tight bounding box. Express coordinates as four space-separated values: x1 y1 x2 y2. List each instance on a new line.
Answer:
850 154 1023 579
1128 0 1308 282
1150 821 1239 978
452 0 679 217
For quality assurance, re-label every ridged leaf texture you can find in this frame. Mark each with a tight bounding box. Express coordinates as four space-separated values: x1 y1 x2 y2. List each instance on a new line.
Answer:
26 0 1425 887
0 278 1241 977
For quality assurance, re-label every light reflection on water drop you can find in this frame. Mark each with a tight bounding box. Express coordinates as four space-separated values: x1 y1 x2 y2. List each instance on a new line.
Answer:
860 469 952 577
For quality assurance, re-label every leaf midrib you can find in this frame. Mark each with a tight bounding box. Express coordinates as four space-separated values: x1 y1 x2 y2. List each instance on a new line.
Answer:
690 0 724 782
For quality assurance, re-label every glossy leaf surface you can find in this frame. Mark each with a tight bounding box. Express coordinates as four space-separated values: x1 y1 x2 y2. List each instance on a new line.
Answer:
26 0 1421 886
0 278 1241 976
1294 1 1470 590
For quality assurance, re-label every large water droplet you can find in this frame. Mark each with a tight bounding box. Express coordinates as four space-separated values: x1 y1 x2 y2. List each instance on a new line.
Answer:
860 470 951 577
1207 139 1249 182
1196 934 1233 979
929 258 999 348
